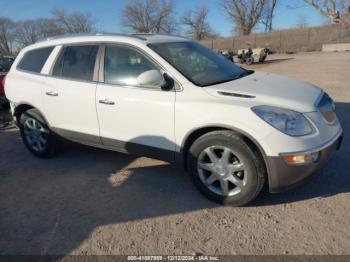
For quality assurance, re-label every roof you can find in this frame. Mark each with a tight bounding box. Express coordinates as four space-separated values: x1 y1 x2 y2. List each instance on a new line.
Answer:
131 33 189 43
32 33 189 49
37 33 146 42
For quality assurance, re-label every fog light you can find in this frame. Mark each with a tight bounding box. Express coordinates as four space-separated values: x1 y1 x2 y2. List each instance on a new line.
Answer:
283 152 319 164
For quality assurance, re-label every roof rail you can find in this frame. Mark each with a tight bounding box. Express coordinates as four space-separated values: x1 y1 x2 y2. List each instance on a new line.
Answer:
131 32 186 37
36 33 147 43
131 33 153 35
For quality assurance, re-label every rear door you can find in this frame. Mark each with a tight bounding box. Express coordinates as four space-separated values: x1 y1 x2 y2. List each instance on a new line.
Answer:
43 44 101 144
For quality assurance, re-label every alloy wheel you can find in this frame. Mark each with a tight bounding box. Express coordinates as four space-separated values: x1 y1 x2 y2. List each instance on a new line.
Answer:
23 117 48 153
197 146 247 196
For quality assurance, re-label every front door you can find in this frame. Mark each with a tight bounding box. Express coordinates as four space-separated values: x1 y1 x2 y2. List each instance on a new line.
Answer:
96 44 176 161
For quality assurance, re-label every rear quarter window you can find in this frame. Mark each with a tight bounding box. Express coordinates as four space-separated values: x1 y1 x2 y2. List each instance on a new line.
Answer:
17 47 54 73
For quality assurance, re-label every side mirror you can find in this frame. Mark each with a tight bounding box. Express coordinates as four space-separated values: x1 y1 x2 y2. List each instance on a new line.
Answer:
161 73 174 91
136 70 164 87
136 70 174 91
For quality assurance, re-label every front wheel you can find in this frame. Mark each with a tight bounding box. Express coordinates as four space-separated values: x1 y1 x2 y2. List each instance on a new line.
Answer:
187 130 266 206
19 109 62 158
246 57 254 65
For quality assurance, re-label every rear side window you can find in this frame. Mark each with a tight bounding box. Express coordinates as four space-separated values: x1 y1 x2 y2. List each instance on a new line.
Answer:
17 47 54 73
52 45 99 81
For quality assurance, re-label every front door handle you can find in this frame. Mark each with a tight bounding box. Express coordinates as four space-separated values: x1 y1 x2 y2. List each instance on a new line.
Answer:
45 91 58 97
99 98 115 105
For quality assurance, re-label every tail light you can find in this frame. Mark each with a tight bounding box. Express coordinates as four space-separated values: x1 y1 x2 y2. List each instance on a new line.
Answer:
1 75 5 87
0 75 6 96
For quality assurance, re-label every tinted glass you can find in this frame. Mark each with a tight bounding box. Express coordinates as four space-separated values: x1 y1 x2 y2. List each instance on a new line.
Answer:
149 42 247 87
53 45 98 81
104 45 159 86
0 57 14 64
17 47 54 73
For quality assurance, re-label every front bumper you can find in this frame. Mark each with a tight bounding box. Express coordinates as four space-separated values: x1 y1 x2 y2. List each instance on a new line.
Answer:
268 132 343 193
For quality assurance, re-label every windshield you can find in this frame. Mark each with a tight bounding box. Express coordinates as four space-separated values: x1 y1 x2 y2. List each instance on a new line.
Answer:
149 41 250 87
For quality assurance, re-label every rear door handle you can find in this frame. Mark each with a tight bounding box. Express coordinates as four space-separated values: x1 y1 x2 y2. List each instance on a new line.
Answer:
45 91 58 97
99 98 115 105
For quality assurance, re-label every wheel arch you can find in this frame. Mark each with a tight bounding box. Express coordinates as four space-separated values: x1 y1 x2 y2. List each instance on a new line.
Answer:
180 125 270 180
13 103 50 127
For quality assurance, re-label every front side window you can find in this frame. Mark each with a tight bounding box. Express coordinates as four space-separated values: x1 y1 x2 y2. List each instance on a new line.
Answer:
17 47 54 73
104 45 160 87
53 45 99 81
149 41 249 87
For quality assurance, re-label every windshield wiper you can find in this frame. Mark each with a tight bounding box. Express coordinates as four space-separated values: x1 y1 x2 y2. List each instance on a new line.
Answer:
198 70 255 87
236 69 255 79
201 70 255 87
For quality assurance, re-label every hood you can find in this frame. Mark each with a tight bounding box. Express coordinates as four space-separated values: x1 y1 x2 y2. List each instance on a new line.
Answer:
203 71 323 112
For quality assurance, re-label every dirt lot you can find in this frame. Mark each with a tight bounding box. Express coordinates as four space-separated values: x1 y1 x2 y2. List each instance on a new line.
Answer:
0 51 349 255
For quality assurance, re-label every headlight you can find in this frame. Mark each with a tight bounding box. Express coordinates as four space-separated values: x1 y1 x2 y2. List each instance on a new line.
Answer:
252 105 313 136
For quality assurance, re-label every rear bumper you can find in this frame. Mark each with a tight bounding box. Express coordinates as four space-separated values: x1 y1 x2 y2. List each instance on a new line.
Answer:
268 132 343 193
0 95 8 105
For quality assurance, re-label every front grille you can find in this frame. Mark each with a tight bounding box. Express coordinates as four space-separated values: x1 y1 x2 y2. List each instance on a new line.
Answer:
318 93 336 123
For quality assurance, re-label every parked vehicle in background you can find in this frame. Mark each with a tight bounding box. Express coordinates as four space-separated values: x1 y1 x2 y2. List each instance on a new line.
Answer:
4 34 343 206
217 50 234 63
238 48 254 65
0 56 15 72
238 48 269 64
258 48 269 62
0 74 9 108
0 55 14 108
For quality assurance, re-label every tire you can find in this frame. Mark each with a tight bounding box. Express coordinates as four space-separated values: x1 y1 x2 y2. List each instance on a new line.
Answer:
246 57 254 65
259 55 267 63
187 130 266 206
0 102 10 110
19 108 62 158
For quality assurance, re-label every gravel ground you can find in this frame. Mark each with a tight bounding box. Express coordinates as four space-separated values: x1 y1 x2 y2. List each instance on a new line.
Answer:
0 51 349 255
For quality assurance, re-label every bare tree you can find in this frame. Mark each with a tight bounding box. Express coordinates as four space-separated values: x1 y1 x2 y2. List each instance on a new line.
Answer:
221 0 267 35
261 0 278 32
14 20 42 47
303 0 350 24
0 17 16 54
51 8 96 34
295 15 309 28
39 18 65 37
182 5 216 40
14 19 63 47
0 9 96 52
121 0 176 33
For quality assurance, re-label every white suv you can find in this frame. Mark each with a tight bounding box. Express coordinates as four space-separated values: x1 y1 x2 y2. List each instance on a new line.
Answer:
5 34 343 206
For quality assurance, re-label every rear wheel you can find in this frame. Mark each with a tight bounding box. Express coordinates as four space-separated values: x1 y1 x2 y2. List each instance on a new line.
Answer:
187 130 266 206
19 109 62 158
